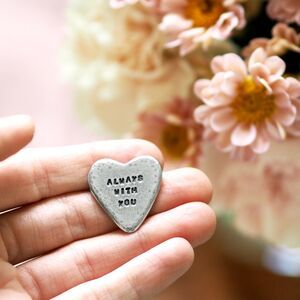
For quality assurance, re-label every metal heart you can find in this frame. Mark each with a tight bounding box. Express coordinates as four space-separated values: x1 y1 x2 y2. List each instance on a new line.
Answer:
88 156 162 233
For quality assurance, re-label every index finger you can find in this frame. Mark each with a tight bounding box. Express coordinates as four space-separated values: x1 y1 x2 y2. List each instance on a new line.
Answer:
0 139 163 211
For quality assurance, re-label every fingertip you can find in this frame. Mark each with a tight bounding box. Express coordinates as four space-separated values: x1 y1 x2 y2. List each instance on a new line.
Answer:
17 115 35 140
191 168 213 203
22 114 35 131
4 114 35 136
175 168 213 203
0 114 32 126
0 115 35 160
166 238 195 272
130 139 164 167
198 169 213 203
193 202 217 246
11 115 35 149
13 114 33 124
149 238 194 287
172 202 216 247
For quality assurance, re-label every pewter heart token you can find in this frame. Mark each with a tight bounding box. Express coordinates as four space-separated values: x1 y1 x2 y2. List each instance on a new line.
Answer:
88 156 162 233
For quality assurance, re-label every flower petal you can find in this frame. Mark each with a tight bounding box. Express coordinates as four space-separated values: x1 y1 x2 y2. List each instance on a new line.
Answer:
270 77 288 93
220 73 240 96
210 108 237 132
211 12 239 40
208 93 234 107
194 105 213 125
200 89 234 107
265 56 286 77
159 14 192 33
178 28 206 55
229 4 246 29
265 119 286 141
215 131 234 152
273 104 297 126
200 86 215 100
231 123 257 147
275 91 291 108
211 71 227 85
249 63 270 81
251 129 271 154
248 48 267 68
194 79 211 99
211 53 247 77
286 77 300 100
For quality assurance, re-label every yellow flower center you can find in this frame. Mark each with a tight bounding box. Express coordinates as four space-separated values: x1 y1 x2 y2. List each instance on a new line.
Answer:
160 124 190 159
184 0 225 28
231 77 276 124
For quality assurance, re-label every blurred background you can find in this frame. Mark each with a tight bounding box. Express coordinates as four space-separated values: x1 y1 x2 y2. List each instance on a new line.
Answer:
0 0 96 146
1 1 300 299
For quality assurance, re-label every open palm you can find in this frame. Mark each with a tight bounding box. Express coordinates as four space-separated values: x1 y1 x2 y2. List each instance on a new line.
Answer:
0 115 215 300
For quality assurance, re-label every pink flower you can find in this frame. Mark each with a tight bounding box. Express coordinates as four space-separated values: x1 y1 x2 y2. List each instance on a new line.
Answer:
159 0 246 55
134 98 204 168
194 48 299 160
110 0 156 9
243 23 300 58
267 0 300 25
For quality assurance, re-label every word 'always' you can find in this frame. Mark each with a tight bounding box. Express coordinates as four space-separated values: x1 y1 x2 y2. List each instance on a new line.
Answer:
106 175 144 186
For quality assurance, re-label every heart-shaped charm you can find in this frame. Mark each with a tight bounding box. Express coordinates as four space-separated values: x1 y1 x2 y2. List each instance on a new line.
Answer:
88 156 162 233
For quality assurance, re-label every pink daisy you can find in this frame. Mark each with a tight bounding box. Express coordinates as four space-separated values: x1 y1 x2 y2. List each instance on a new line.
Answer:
243 23 300 58
267 0 300 25
134 98 204 168
159 0 246 55
194 48 299 160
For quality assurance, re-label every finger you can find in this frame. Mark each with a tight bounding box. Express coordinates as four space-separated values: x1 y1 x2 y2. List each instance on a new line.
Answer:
0 139 163 211
1 168 212 263
0 260 30 300
0 115 34 161
18 203 216 300
54 238 194 300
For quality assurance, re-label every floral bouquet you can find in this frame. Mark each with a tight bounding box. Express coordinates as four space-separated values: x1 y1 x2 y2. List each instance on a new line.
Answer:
62 0 300 248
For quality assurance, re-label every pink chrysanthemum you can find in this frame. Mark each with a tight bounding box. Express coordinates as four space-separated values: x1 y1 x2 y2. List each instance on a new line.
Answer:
134 98 204 168
159 0 245 55
194 48 300 160
110 0 156 9
243 23 300 58
267 0 300 25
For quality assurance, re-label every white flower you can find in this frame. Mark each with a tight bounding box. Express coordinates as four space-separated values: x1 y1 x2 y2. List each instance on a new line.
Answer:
62 0 196 136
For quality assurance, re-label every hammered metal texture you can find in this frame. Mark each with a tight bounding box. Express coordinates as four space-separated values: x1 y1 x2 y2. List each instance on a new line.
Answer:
88 156 162 233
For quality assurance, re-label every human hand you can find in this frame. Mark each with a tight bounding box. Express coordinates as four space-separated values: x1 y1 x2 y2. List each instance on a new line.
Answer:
0 115 215 300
